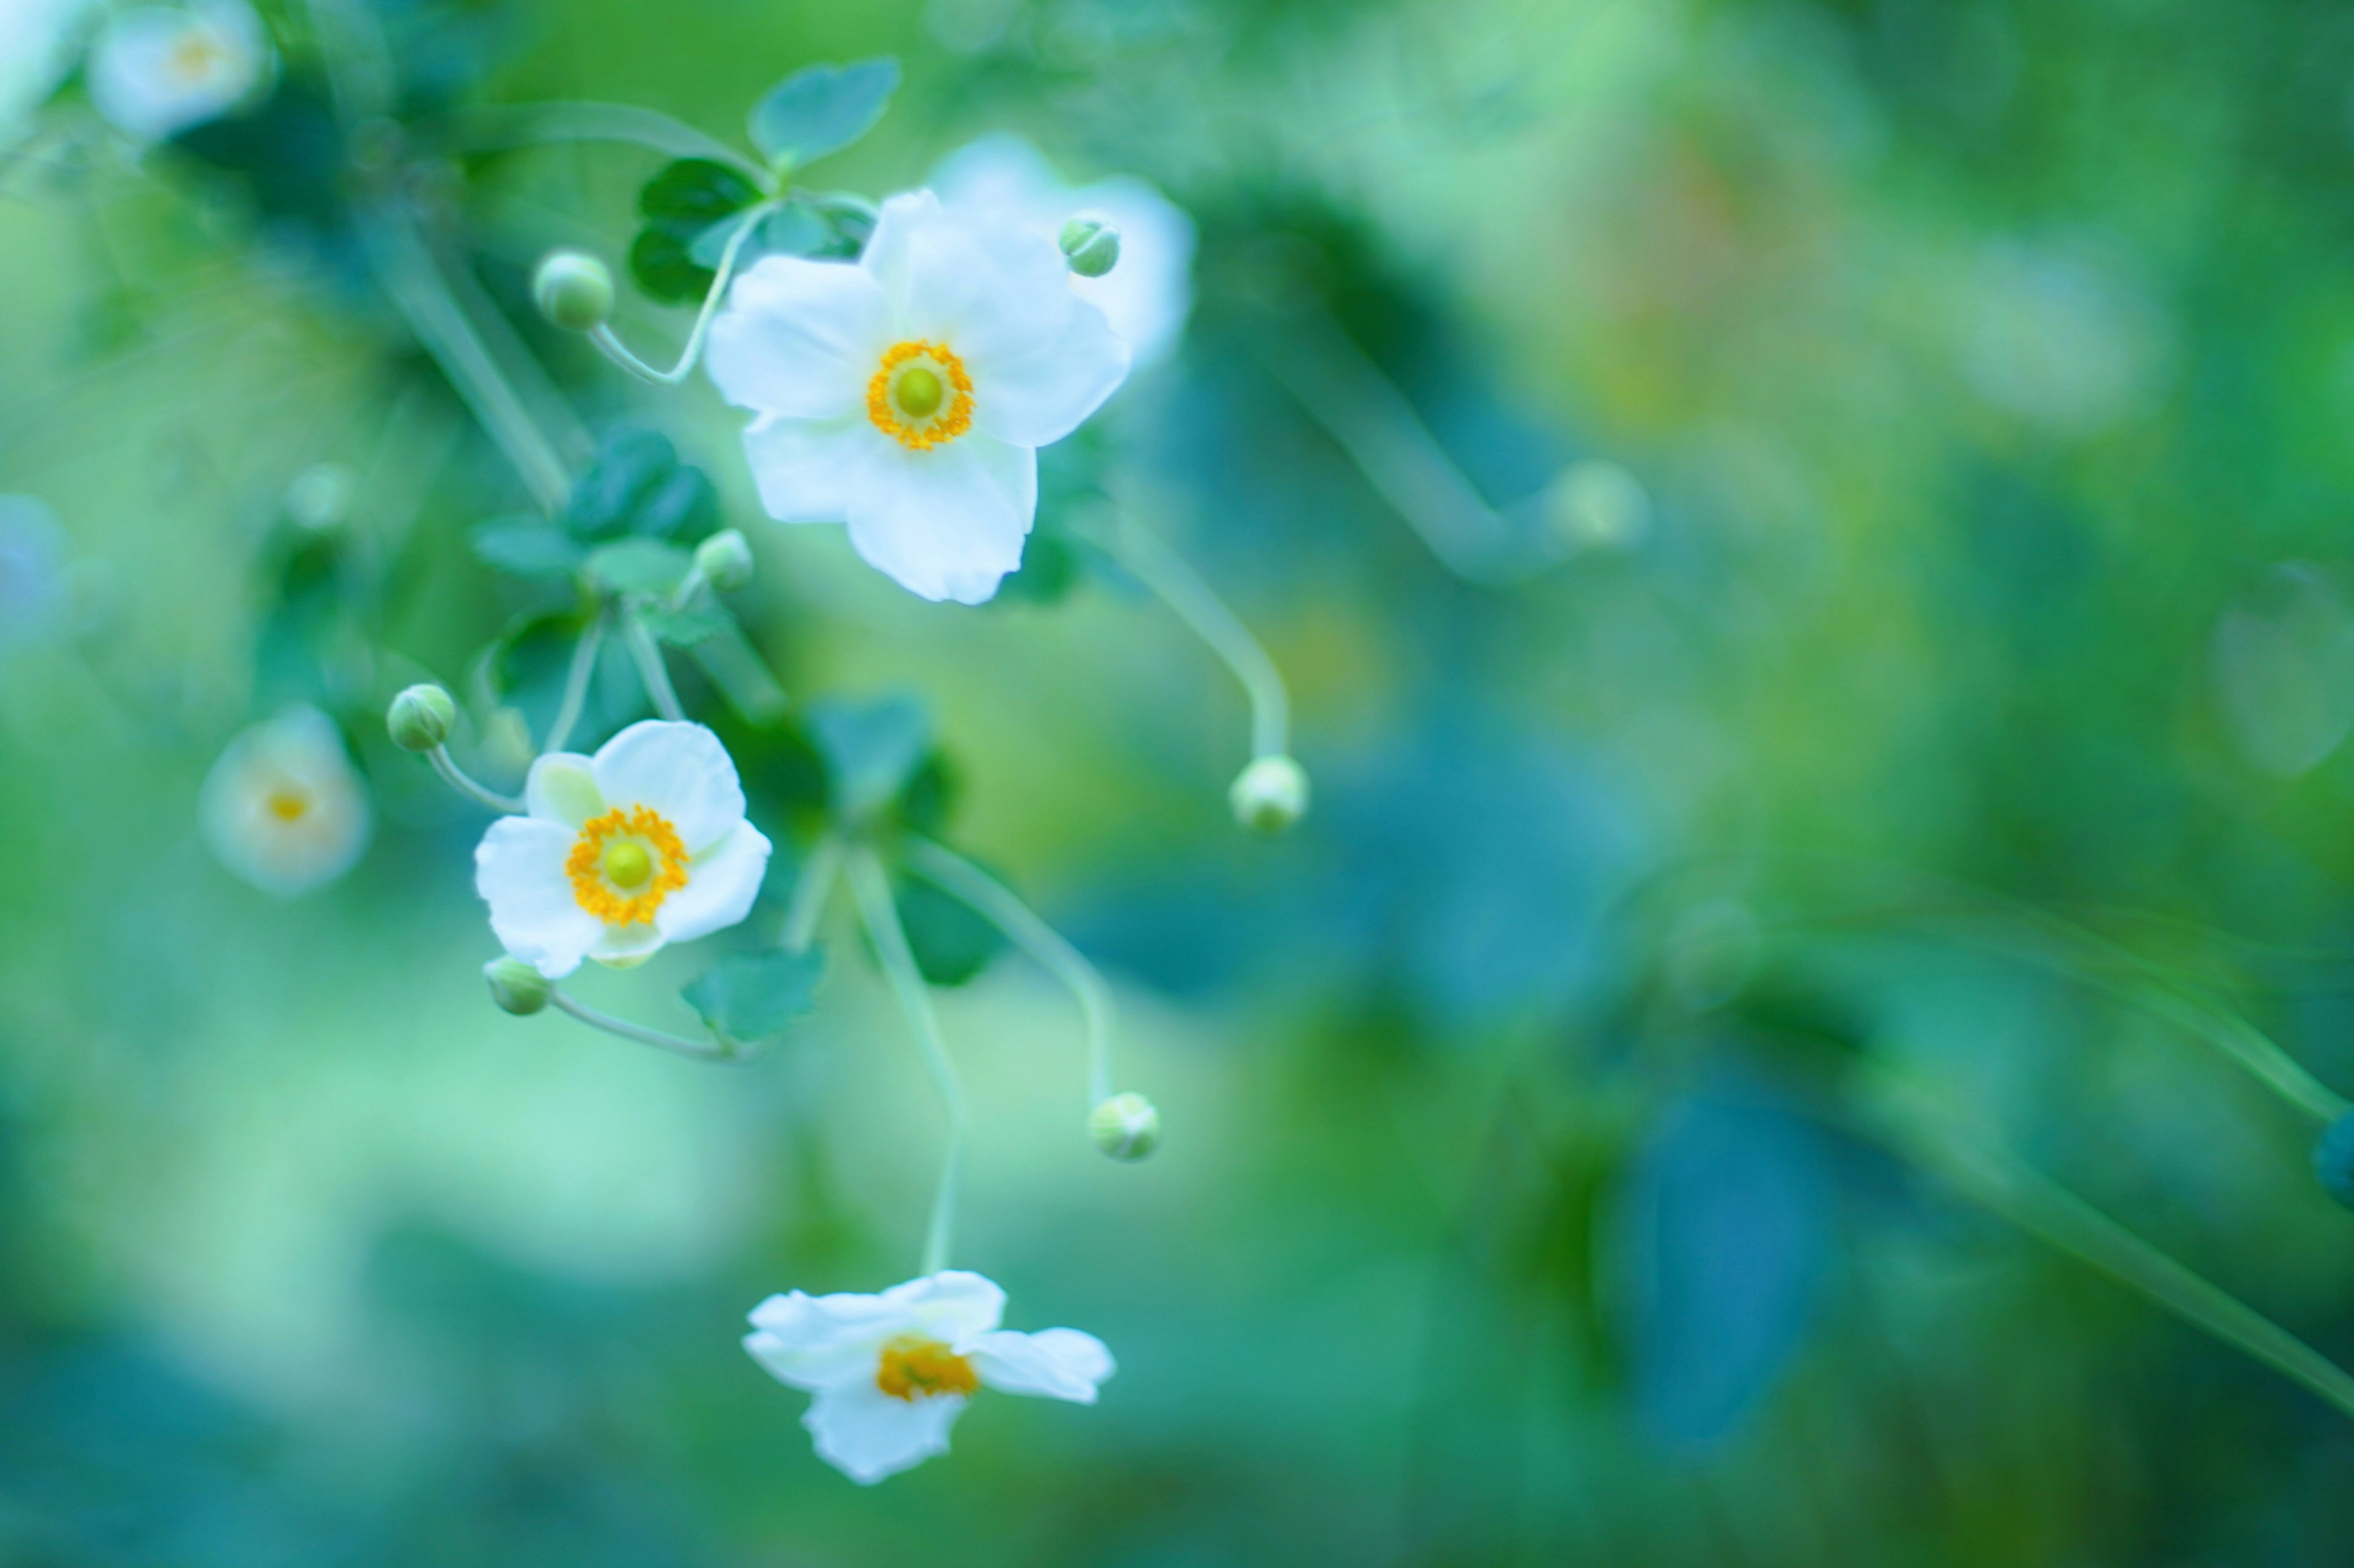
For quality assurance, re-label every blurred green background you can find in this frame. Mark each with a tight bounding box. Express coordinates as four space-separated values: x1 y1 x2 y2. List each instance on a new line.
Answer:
9 0 2354 1561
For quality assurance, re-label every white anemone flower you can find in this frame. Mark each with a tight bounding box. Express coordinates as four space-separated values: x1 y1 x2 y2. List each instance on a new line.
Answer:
0 0 94 142
706 190 1130 606
744 1270 1114 1485
199 706 372 896
931 133 1197 370
89 0 272 145
474 720 772 979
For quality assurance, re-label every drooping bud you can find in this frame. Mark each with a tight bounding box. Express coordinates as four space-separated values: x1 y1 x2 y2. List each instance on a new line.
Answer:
694 528 755 592
1059 218 1121 278
1228 754 1309 834
1089 1092 1160 1161
2315 1111 2354 1209
532 251 616 332
484 956 552 1016
386 683 456 752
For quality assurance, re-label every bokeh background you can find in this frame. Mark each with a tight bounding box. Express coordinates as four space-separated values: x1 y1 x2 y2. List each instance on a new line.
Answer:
9 0 2354 1561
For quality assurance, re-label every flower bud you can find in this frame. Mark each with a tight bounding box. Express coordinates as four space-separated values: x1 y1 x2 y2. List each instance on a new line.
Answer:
2315 1111 2354 1209
1059 218 1121 278
484 956 552 1016
1089 1092 1160 1161
532 250 615 332
1228 754 1309 834
386 683 455 752
694 528 755 592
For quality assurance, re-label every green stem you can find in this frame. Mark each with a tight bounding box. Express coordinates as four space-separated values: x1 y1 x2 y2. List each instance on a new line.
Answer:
427 745 524 814
1086 514 1290 759
846 846 966 1277
549 988 731 1060
905 835 1117 1106
542 611 606 755
623 611 687 721
780 834 844 954
453 102 769 182
587 200 773 387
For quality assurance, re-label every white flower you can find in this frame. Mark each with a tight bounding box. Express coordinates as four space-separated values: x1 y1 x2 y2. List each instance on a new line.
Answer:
744 1270 1115 1485
199 705 372 896
706 191 1130 606
0 0 93 142
931 133 1197 370
89 0 271 145
474 720 772 979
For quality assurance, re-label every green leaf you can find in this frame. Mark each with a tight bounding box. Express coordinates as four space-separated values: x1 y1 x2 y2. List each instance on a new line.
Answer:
638 157 763 229
628 225 713 306
806 695 932 820
471 518 585 579
895 875 1005 988
563 428 679 541
687 201 841 268
634 465 720 543
585 538 693 598
638 604 733 647
747 58 899 170
682 946 826 1043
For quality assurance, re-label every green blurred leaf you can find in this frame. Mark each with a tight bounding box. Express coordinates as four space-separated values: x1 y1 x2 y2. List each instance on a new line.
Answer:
628 226 713 306
633 465 720 544
807 695 932 820
638 603 732 647
562 428 677 541
747 58 899 170
585 539 692 598
638 157 762 230
687 201 844 269
471 519 584 580
682 946 826 1042
894 875 1004 987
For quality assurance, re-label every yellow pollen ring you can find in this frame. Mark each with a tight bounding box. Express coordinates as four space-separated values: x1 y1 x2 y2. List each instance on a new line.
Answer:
566 805 688 926
876 1336 979 1402
867 341 974 451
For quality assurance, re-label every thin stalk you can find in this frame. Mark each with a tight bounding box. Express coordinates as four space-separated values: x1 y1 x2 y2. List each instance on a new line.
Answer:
780 835 844 954
1851 1070 2354 1423
453 102 769 182
905 835 1117 1106
623 611 687 721
542 611 606 755
587 201 773 386
428 745 524 814
550 988 731 1060
1087 514 1290 759
846 846 966 1277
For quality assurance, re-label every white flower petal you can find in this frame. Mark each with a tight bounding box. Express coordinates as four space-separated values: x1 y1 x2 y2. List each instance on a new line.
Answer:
745 1290 904 1389
590 921 665 968
962 298 1129 449
967 1327 1115 1404
524 752 603 828
475 816 600 978
0 0 94 140
654 821 772 945
90 0 269 143
889 1270 1008 1338
804 1377 965 1485
844 436 1036 605
738 413 882 525
707 256 892 420
861 190 944 316
588 720 745 853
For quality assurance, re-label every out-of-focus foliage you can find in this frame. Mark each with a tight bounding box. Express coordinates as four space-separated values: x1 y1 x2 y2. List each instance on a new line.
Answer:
7 0 2354 1561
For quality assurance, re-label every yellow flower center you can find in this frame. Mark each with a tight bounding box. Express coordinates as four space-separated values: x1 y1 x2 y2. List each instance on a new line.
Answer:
867 341 973 451
876 1335 979 1402
169 32 229 84
264 790 311 823
565 805 688 926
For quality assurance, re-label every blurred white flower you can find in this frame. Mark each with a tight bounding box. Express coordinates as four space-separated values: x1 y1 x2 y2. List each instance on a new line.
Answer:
89 0 271 144
931 133 1197 370
1958 238 2171 436
199 706 372 896
474 720 771 979
0 0 93 141
706 190 1129 605
744 1270 1114 1485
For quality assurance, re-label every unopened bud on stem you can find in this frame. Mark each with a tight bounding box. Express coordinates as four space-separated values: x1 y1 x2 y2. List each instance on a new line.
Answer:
1229 754 1309 834
1059 218 1121 278
1090 1092 1160 1161
484 956 552 1016
694 528 755 592
386 683 456 752
533 251 615 332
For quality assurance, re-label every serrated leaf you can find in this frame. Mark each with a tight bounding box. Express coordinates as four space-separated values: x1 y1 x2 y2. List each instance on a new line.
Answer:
895 875 1005 987
806 695 932 820
585 538 692 598
639 604 733 647
472 519 585 579
747 58 899 170
682 946 826 1043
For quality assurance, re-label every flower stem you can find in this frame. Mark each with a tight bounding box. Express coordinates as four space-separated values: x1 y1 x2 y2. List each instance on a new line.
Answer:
780 834 844 954
452 102 769 183
549 988 732 1060
542 611 606 756
1087 514 1290 760
1849 1068 2354 1423
623 611 687 721
427 745 524 814
904 835 1117 1106
587 201 773 387
846 846 966 1277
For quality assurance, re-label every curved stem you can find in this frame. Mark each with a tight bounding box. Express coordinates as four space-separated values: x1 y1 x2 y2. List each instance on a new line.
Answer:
549 988 731 1060
1086 513 1290 759
905 835 1117 1106
587 201 773 387
780 834 844 954
542 611 606 755
847 846 966 1277
454 102 769 182
427 745 524 814
623 611 687 721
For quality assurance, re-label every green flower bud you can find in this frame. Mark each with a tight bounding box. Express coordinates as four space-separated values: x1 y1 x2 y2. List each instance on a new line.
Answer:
386 683 456 752
1059 218 1121 278
1090 1092 1160 1161
694 528 755 592
1228 754 1310 834
484 956 552 1016
532 251 615 332
2315 1111 2354 1209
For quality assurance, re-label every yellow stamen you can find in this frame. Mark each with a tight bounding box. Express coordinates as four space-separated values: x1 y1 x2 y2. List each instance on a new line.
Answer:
264 791 310 822
565 805 688 926
876 1336 978 1402
867 341 974 451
